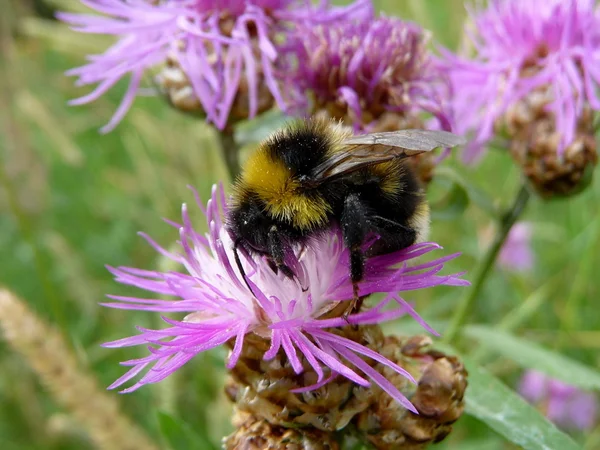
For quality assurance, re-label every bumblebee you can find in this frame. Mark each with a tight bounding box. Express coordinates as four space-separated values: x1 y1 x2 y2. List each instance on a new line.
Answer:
228 118 465 310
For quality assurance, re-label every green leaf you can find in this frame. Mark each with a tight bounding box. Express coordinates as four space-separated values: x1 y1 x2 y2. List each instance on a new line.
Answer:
157 411 216 450
430 181 470 221
466 325 600 391
435 437 505 450
463 358 582 450
434 167 499 217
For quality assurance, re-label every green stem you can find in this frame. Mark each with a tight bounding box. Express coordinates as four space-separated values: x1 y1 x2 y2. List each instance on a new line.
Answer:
218 128 241 181
443 184 531 344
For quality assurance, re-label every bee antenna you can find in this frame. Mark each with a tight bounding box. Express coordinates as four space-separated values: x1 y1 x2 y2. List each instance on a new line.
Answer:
233 239 258 297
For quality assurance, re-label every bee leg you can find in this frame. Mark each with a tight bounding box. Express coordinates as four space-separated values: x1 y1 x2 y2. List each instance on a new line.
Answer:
267 225 295 279
266 257 279 274
340 193 369 321
345 248 365 321
368 215 417 255
233 239 257 296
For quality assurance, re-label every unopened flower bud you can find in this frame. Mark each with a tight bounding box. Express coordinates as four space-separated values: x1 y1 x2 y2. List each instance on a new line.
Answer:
355 336 467 450
504 92 597 198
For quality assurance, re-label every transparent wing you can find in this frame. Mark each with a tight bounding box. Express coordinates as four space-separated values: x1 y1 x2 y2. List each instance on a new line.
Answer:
309 129 466 184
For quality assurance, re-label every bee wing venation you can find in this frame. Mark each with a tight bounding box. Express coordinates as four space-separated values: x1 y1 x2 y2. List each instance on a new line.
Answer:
313 146 405 180
341 129 467 151
308 129 466 184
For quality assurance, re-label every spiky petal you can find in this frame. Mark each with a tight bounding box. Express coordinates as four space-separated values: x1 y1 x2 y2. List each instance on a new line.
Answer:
103 184 467 412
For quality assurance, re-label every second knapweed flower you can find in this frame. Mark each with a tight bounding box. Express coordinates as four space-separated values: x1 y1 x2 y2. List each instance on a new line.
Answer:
443 0 600 197
285 14 454 184
103 184 467 427
287 15 452 132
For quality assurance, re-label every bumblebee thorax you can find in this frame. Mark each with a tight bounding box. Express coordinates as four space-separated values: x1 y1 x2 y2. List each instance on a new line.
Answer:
240 146 330 231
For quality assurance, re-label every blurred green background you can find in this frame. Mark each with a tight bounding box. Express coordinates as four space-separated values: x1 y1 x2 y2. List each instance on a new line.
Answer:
1 0 599 449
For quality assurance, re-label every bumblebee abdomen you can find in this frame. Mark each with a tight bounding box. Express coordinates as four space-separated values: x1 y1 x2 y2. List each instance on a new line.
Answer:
334 159 426 233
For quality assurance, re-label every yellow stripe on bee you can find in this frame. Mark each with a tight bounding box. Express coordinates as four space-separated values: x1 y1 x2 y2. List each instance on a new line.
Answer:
242 146 330 230
370 160 404 196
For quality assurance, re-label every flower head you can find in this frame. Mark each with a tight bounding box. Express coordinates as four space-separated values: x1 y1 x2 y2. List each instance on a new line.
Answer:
287 15 452 133
103 184 467 411
443 0 600 162
498 222 534 272
519 370 598 430
59 0 371 132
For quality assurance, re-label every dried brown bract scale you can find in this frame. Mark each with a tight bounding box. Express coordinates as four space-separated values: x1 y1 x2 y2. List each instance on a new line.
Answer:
354 335 468 450
223 409 340 450
225 329 468 449
155 49 203 113
501 87 598 198
226 325 385 432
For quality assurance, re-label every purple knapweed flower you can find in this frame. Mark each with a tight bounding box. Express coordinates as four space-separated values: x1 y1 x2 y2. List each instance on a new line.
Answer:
442 0 600 162
286 15 452 133
498 222 534 272
58 0 371 132
520 370 598 430
103 184 467 411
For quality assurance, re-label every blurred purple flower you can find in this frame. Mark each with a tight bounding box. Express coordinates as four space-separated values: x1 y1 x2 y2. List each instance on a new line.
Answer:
441 0 600 162
103 184 467 411
58 0 371 132
286 14 452 132
499 222 534 272
520 370 598 430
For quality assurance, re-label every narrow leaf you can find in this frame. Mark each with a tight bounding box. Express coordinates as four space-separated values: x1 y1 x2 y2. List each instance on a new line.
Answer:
463 358 581 450
466 326 600 391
